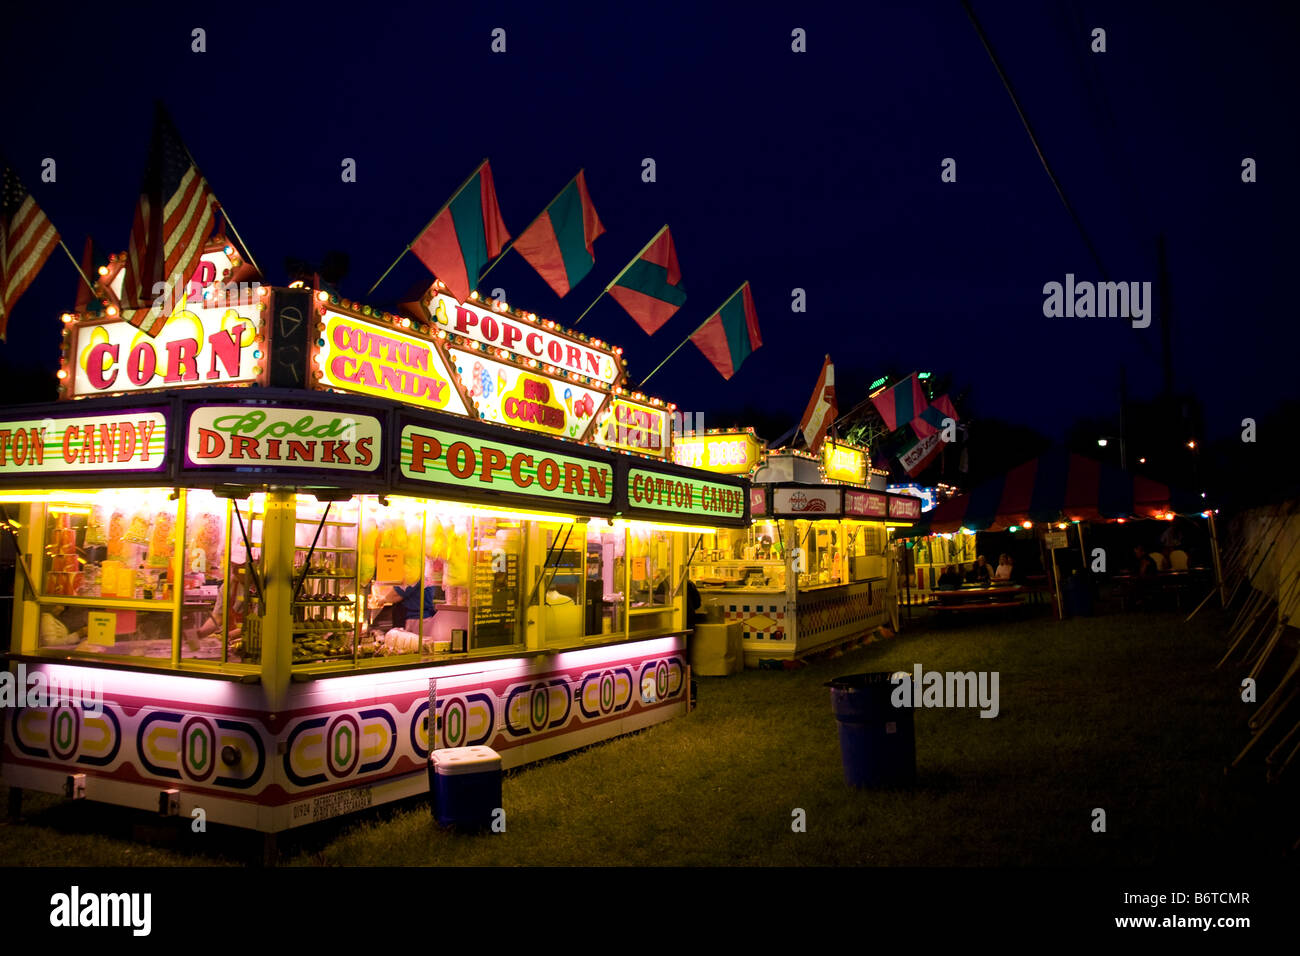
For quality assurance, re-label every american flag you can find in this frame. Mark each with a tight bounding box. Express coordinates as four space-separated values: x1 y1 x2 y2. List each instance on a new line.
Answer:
120 103 218 336
0 162 61 341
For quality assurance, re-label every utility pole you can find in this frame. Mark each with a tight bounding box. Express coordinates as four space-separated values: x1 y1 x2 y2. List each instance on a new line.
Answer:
1118 363 1128 470
1156 235 1174 399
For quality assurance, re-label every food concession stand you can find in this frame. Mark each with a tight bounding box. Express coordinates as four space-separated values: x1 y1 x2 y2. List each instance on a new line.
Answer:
676 434 916 666
0 262 748 837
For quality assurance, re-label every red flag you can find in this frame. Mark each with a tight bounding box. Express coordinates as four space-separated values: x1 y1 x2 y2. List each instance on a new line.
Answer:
871 373 928 431
798 355 837 453
690 282 761 379
607 226 686 334
910 394 959 439
120 103 219 336
411 160 510 304
513 170 604 297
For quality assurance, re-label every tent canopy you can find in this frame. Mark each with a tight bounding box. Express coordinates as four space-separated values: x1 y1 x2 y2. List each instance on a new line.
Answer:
895 448 1205 538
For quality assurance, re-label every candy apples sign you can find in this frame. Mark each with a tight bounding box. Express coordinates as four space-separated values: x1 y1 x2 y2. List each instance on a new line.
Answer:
71 298 263 397
426 292 621 386
595 398 669 458
449 349 603 440
316 311 466 415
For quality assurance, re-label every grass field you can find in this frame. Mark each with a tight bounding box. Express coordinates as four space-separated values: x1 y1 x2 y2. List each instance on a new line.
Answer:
1 609 1290 866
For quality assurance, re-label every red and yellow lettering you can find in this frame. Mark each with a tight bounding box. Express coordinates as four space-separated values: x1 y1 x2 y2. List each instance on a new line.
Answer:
164 337 201 383
510 452 534 488
446 442 476 479
86 343 119 390
480 447 506 484
409 434 441 473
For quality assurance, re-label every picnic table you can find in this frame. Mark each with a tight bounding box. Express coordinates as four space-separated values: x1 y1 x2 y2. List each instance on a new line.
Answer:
928 584 1025 614
1111 568 1211 610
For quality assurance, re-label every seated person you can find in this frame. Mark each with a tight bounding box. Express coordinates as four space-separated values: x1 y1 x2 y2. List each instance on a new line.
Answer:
993 554 1014 581
936 565 963 590
1149 548 1166 571
187 561 248 653
965 555 992 585
1133 544 1156 577
39 604 86 647
1168 548 1189 571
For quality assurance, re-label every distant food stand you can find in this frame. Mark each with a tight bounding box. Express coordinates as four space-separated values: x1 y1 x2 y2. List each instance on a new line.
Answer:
1 258 749 837
678 435 915 666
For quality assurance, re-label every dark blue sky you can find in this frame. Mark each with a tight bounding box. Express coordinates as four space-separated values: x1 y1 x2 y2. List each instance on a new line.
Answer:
5 1 1296 442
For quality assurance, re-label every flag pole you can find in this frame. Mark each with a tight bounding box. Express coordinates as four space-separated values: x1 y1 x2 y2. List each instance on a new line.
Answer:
573 224 667 326
368 158 488 297
479 170 582 285
638 280 748 387
214 206 263 281
57 240 97 297
639 315 711 388
171 122 264 280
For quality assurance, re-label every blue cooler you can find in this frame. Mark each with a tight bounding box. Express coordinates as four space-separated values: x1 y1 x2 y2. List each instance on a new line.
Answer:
428 746 502 827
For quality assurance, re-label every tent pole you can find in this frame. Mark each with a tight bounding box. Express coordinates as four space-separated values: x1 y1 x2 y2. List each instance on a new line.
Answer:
1051 545 1064 621
1207 511 1226 608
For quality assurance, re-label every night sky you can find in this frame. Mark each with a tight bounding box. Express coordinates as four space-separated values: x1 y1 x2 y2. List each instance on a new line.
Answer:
4 1 1297 444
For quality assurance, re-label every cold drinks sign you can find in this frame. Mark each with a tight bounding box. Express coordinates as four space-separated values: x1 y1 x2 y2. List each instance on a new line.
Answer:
185 406 382 473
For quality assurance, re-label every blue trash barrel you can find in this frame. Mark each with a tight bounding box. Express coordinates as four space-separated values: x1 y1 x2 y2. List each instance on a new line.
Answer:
826 672 916 788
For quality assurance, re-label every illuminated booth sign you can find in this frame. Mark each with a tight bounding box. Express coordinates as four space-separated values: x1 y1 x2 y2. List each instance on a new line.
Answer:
595 398 669 458
448 349 603 441
397 414 615 515
316 310 466 415
70 298 264 397
426 291 621 386
670 431 764 474
623 466 748 525
887 494 922 520
773 486 841 516
0 406 168 478
185 405 382 473
822 440 867 484
844 489 887 517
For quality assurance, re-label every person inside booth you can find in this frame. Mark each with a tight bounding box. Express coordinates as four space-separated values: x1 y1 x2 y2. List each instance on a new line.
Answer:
187 546 250 656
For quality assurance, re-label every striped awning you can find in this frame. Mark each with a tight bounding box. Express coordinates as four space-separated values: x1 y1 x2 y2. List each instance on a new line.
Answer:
895 448 1203 537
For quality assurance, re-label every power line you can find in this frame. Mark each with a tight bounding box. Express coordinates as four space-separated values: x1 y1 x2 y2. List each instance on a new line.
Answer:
960 0 1110 280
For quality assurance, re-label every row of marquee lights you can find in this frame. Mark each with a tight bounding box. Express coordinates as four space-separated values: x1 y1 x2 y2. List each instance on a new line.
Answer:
0 405 747 521
54 251 884 488
56 272 684 461
309 300 674 456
